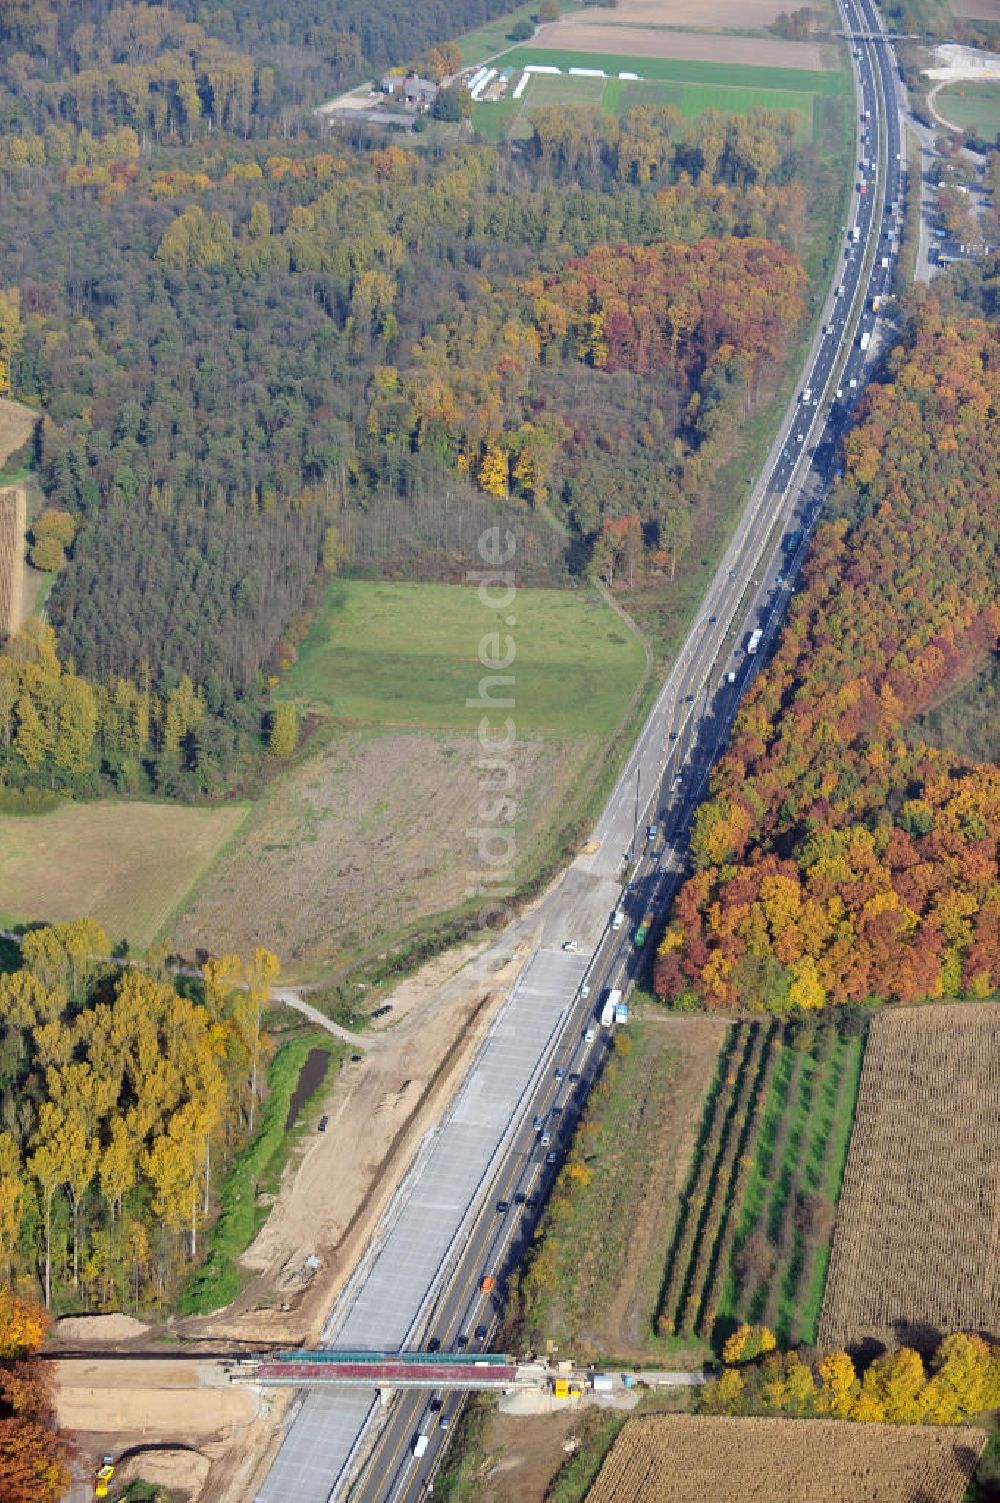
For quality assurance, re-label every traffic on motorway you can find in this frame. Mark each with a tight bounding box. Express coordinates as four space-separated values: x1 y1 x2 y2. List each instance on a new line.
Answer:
259 4 907 1500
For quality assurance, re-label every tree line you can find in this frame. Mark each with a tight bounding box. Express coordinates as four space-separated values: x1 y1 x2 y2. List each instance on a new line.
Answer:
655 301 1000 1011
0 922 280 1314
703 1323 1000 1427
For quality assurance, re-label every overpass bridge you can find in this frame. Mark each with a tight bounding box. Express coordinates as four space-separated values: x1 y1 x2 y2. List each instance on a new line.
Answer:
229 1350 521 1391
837 29 917 38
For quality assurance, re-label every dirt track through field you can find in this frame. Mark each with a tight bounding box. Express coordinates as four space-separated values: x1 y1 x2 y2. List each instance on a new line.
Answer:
530 19 825 69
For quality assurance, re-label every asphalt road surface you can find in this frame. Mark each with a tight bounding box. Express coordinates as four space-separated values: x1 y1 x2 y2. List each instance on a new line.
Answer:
256 4 906 1499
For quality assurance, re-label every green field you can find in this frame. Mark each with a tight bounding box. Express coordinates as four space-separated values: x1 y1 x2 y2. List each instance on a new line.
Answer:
609 76 815 135
455 0 580 67
715 1022 864 1347
936 80 1000 134
501 47 851 96
654 1015 865 1353
279 580 646 737
474 47 846 141
0 800 247 948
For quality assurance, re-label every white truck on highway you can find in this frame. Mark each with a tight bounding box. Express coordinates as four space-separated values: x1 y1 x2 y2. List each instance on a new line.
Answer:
747 628 763 656
601 989 621 1028
413 1434 429 1458
859 330 872 351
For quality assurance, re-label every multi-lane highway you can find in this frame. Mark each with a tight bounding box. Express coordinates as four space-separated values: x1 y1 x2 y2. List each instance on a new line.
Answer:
256 5 907 1500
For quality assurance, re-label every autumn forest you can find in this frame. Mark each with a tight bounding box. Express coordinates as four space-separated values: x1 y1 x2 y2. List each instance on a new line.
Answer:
0 0 830 799
655 301 1000 1011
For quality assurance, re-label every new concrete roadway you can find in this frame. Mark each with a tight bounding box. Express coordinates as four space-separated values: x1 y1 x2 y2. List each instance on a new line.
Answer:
256 3 905 1499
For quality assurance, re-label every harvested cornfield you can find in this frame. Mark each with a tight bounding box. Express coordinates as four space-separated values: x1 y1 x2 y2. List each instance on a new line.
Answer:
819 1004 1000 1352
586 1414 987 1503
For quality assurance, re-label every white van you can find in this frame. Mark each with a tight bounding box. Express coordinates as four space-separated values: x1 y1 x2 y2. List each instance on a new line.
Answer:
413 1434 429 1458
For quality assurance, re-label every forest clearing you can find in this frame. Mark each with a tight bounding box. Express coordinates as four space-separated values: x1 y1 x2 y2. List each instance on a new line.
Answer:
586 1415 988 1503
278 581 645 737
819 1004 1000 1352
0 799 245 947
171 726 590 977
174 580 645 977
0 396 34 477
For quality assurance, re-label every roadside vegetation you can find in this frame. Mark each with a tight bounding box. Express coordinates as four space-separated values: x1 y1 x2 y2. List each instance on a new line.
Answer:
180 1026 342 1313
515 1014 731 1363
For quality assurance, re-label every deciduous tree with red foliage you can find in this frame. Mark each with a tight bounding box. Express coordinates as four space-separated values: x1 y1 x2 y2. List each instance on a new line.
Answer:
0 1288 71 1503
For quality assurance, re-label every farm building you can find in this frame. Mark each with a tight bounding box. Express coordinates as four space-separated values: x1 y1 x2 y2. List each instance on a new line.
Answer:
379 73 438 111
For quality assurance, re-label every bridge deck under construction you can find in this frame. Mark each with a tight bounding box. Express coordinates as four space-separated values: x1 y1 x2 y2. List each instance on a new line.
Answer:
249 1359 519 1389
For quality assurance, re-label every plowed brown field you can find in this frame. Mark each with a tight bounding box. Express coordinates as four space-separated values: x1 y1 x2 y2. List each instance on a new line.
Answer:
819 1003 1000 1352
563 0 802 27
588 1415 987 1503
529 21 825 69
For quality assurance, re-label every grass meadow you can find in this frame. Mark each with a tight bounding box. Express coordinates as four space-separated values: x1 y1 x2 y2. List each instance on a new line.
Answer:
936 80 1000 134
456 0 581 67
0 800 246 948
474 47 846 141
172 579 647 979
500 46 851 95
278 579 645 738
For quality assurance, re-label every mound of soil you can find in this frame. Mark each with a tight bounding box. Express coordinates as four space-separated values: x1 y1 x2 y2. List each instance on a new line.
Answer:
117 1446 211 1500
55 1313 150 1343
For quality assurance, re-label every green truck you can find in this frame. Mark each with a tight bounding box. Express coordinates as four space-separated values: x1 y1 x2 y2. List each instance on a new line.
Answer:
634 912 653 949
